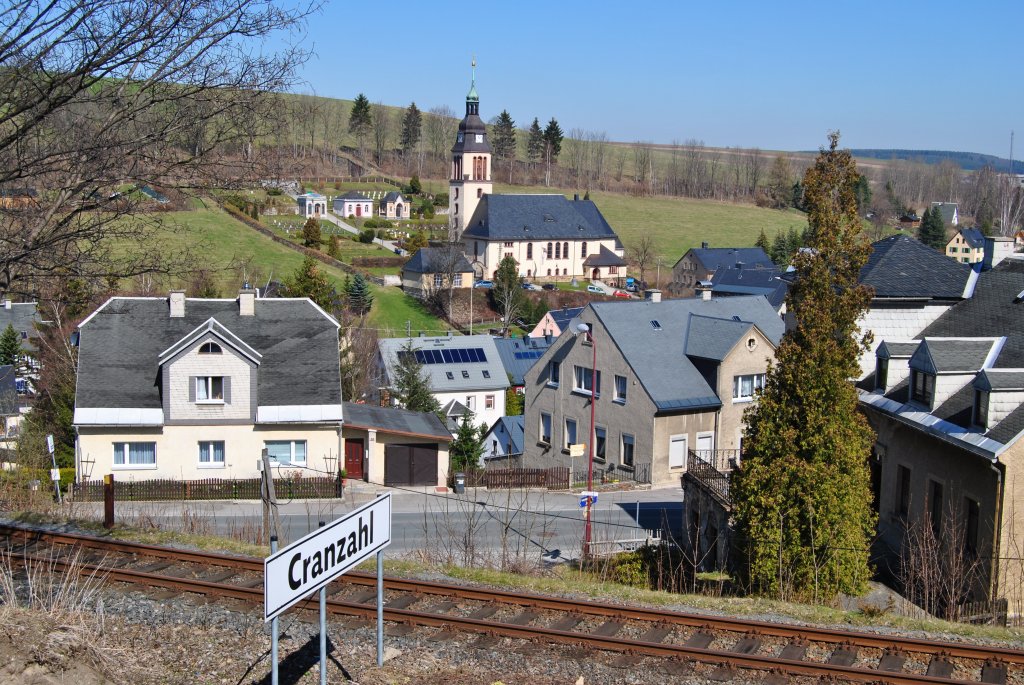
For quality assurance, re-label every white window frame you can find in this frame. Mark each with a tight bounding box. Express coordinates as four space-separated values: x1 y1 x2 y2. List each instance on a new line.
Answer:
613 375 627 404
621 433 635 468
669 433 687 469
113 442 157 469
466 395 476 411
573 365 600 397
548 361 560 387
198 441 225 468
564 417 577 450
454 274 463 287
196 375 224 403
264 440 307 465
973 389 989 429
485 394 495 410
540 412 552 445
732 373 765 402
434 273 443 288
911 370 935 406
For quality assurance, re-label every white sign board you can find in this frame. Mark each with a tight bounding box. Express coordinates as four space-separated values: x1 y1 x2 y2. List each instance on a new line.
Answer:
46 435 54 454
264 493 391 622
568 443 585 458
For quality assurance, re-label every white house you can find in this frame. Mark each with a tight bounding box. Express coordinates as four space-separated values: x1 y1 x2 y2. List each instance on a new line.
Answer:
333 191 374 219
376 334 509 431
296 192 327 218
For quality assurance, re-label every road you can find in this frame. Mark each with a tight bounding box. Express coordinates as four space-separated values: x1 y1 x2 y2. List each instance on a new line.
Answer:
81 485 685 564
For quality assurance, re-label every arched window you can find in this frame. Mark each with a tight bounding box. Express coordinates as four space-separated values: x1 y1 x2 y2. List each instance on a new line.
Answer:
454 187 459 199
199 342 222 354
547 242 553 258
454 203 458 215
527 269 532 277
555 242 561 259
563 242 569 259
563 268 568 276
477 188 482 198
526 243 533 259
547 268 551 276
581 242 588 258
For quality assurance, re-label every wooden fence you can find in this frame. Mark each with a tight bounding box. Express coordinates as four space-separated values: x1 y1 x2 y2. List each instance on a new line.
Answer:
461 467 569 490
72 476 342 502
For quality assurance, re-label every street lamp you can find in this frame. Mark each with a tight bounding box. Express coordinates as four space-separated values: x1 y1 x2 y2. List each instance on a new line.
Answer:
576 322 597 560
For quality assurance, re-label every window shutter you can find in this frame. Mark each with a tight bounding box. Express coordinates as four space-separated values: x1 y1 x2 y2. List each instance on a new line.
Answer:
224 377 231 404
188 377 196 402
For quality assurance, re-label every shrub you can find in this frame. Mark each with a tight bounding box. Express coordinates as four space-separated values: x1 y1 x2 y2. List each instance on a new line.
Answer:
358 229 375 244
267 187 283 196
433 192 448 206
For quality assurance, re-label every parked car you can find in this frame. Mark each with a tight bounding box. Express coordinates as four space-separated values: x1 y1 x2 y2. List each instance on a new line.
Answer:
614 290 631 299
521 282 539 291
586 284 604 294
473 280 494 289
542 283 557 291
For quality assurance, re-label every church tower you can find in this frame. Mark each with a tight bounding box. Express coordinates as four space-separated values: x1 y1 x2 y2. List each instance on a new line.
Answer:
449 59 492 241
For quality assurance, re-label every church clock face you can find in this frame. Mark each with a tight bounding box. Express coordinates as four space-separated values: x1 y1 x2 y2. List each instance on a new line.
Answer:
475 134 483 143
457 132 464 143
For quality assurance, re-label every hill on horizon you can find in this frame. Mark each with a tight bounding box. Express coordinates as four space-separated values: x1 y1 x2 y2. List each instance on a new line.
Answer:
839 149 1022 174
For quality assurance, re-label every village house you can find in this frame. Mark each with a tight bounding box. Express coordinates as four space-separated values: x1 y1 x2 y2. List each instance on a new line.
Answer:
296 192 327 218
376 334 509 432
482 415 524 464
333 191 374 219
379 191 411 220
521 292 783 487
340 401 451 487
931 201 960 226
399 247 474 300
708 264 789 315
859 256 1024 615
492 334 554 392
946 227 986 264
670 245 774 294
529 306 584 339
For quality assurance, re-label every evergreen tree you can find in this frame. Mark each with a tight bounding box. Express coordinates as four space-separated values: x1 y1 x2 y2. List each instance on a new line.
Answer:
755 228 770 254
919 206 947 250
302 217 322 247
770 231 789 266
346 273 374 315
393 341 442 415
399 102 422 154
542 117 563 186
349 94 372 135
732 132 876 600
0 324 21 367
327 235 341 258
449 413 485 471
407 175 422 194
786 226 803 256
283 256 337 312
492 109 517 161
526 118 544 167
854 174 872 214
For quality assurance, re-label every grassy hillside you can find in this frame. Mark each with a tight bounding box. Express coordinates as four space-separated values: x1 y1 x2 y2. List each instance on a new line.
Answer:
490 183 806 259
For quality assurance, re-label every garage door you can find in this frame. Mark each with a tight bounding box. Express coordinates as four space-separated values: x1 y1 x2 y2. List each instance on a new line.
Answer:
384 443 438 486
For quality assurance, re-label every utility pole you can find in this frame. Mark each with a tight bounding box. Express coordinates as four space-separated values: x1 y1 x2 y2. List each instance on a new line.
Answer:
260 449 280 543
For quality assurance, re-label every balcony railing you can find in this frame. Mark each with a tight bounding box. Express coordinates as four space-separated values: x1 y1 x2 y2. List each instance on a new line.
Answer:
686 450 731 507
690 449 741 473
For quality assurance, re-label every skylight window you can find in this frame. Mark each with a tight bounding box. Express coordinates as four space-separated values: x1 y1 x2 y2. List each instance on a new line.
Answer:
462 370 470 379
650 320 662 330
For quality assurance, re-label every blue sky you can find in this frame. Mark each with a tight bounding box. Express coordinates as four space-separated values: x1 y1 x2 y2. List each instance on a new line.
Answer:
290 0 1021 157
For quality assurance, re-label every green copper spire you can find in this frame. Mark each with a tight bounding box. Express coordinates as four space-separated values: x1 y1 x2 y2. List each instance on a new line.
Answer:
467 56 478 102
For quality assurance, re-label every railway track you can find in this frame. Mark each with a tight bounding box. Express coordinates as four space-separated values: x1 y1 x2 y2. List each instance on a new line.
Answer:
2 523 1020 684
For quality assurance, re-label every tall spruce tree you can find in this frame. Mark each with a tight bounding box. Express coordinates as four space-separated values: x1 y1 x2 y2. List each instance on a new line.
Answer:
349 93 372 158
0 324 21 367
283 255 337 312
492 110 517 183
449 413 485 471
393 341 441 415
542 117 563 186
301 217 321 247
400 102 422 154
346 273 374 315
526 118 544 168
732 132 876 600
919 206 947 250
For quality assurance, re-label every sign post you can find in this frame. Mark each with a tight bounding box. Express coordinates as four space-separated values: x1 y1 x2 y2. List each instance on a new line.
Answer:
265 494 392 675
46 434 61 504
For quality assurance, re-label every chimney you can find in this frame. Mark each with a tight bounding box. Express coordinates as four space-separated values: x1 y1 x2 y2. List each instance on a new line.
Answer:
3 299 10 310
545 333 553 344
169 290 186 318
238 288 256 316
573 193 579 201
735 261 744 270
644 289 662 303
701 287 712 301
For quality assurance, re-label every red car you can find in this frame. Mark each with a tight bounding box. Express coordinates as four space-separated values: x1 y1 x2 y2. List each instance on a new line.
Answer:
613 290 631 299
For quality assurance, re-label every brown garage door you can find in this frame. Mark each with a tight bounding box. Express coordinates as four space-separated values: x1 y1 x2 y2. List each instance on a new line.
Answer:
384 443 438 486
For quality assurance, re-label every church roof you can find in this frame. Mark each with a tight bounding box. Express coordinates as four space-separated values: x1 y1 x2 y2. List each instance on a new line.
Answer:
461 194 620 242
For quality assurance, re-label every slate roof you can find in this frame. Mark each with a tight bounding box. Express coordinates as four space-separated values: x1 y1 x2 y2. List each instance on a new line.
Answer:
75 297 341 410
958 228 986 249
381 191 404 203
590 296 784 413
910 338 1003 374
485 415 525 456
550 307 584 334
378 334 510 393
0 365 16 416
460 195 621 242
582 245 626 267
341 401 451 441
336 191 370 201
401 247 473 275
676 247 773 272
493 335 554 386
862 257 1024 450
877 341 920 359
0 301 43 346
975 370 1024 392
710 265 789 309
683 315 754 362
932 202 959 225
861 235 974 299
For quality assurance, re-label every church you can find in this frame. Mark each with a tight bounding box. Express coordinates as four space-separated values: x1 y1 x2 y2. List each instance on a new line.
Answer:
449 67 627 283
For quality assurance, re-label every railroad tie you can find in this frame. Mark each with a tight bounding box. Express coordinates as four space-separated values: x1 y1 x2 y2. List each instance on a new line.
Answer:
982 658 1008 684
200 570 237 584
777 638 808 662
349 589 378 604
925 654 954 678
637 626 673 644
708 633 763 682
385 624 415 637
684 630 715 650
134 560 174 573
549 614 585 632
827 642 858 667
506 611 541 626
385 594 420 610
467 606 498 620
878 648 907 673
591 621 624 638
428 601 458 614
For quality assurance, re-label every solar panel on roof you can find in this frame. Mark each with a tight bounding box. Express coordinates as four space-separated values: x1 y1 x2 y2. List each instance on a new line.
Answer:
442 349 454 363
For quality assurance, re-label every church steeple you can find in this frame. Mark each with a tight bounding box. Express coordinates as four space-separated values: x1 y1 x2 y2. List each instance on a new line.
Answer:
449 57 492 241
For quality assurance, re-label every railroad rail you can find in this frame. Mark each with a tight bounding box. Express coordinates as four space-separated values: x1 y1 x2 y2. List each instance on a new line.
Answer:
1 523 1020 684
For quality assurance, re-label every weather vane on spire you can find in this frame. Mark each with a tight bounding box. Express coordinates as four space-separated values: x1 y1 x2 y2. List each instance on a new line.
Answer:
471 55 476 85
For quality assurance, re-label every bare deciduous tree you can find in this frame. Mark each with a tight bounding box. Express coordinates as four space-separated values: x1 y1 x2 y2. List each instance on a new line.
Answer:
629 235 657 287
425 105 458 175
0 0 316 298
371 102 392 167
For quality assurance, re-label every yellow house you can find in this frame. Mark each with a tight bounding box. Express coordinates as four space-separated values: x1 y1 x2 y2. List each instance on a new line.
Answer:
945 228 986 264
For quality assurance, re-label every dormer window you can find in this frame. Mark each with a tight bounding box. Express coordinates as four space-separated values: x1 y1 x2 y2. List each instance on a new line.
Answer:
199 342 222 354
196 376 224 402
875 357 888 391
973 389 989 429
910 370 934 406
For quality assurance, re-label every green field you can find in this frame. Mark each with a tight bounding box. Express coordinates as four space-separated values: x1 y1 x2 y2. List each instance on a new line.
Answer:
138 206 451 334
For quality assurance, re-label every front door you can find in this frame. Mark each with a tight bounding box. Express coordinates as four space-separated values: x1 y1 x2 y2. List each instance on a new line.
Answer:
345 439 364 480
355 204 362 217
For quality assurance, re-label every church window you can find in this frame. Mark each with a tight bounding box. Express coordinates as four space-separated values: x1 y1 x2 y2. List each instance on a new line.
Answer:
547 242 553 258
454 188 459 199
563 242 569 259
527 243 533 259
563 268 568 276
547 269 551 276
454 203 458 215
477 188 482 198
555 242 561 259
581 242 587 258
